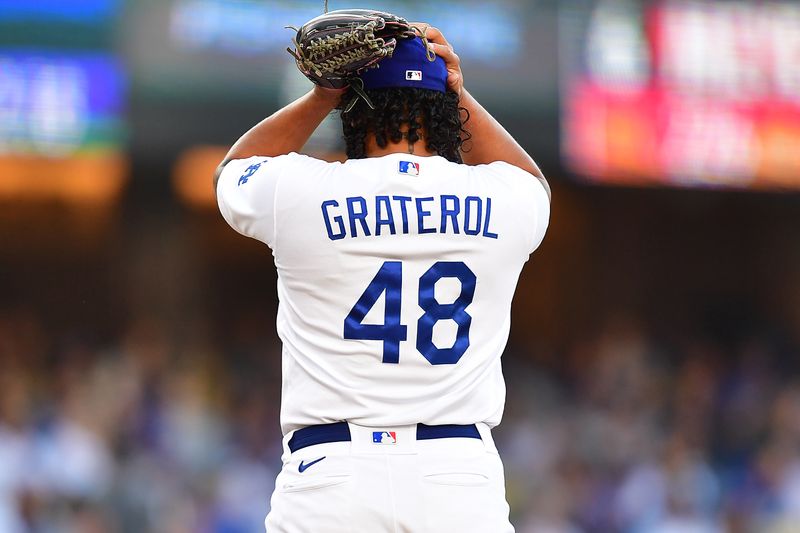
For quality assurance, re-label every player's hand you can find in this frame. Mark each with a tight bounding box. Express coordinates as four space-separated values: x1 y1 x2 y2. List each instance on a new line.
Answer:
412 24 463 97
312 84 347 106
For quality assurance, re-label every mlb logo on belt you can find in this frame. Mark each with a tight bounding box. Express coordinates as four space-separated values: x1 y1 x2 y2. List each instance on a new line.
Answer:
399 161 420 176
373 431 397 445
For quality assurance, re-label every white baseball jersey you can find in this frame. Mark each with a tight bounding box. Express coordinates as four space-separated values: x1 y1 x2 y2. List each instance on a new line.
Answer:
217 152 549 435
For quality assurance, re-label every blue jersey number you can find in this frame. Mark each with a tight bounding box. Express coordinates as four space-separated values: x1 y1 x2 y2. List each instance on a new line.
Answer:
343 261 476 365
343 261 407 364
417 262 476 365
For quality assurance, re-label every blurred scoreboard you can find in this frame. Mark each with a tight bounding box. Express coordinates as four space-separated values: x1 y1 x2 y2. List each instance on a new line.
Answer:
0 0 127 203
0 51 125 156
561 0 800 190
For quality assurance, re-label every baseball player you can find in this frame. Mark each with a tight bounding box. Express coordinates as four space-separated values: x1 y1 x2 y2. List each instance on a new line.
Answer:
214 17 550 532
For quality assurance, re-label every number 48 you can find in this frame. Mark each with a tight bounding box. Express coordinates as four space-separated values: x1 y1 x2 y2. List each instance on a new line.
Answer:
343 261 476 365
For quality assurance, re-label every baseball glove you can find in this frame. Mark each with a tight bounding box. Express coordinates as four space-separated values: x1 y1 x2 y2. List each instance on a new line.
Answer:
287 9 418 91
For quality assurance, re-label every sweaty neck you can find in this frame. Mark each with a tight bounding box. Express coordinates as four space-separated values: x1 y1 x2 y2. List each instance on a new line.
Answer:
364 133 437 158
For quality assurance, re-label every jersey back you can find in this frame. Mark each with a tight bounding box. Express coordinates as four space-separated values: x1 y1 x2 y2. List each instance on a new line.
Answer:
217 152 550 434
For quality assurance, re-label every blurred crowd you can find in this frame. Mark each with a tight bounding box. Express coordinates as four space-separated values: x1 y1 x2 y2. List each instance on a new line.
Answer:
502 320 800 533
1 309 800 533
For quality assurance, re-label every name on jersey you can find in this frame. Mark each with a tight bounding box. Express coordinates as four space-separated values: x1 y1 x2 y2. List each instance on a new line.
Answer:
321 195 499 241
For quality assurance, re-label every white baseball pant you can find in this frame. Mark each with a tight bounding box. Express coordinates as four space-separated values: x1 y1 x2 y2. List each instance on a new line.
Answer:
265 422 514 532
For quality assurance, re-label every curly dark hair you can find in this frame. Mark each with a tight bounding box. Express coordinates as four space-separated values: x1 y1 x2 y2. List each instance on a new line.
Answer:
337 87 470 163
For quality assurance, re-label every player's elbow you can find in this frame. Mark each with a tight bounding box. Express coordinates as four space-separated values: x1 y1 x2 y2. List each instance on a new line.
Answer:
213 159 230 194
536 174 551 202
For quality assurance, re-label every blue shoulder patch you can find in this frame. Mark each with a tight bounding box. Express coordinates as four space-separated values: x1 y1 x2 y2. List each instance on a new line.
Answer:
238 159 268 186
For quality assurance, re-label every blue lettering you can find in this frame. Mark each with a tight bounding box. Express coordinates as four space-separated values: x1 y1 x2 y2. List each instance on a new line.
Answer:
375 196 396 236
347 196 371 237
464 196 483 236
392 196 412 234
238 161 265 186
482 197 498 239
416 197 436 234
324 195 497 241
440 195 460 234
321 200 346 241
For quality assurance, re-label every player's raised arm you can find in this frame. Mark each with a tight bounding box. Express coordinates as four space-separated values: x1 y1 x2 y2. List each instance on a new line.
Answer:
418 25 550 200
214 10 416 191
213 86 343 190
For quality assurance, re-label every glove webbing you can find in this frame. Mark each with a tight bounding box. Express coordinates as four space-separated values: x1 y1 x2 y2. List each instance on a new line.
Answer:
298 22 386 77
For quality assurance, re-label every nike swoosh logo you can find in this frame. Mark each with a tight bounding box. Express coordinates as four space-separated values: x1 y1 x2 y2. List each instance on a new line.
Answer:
298 456 326 473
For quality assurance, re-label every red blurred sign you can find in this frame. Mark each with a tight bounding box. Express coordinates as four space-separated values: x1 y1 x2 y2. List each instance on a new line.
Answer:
563 1 800 189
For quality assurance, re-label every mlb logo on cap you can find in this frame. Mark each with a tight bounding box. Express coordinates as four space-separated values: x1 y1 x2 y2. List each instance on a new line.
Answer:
399 161 420 176
359 37 447 93
373 431 397 445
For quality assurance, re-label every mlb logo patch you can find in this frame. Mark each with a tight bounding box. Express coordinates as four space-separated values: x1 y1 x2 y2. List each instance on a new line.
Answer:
399 161 420 176
405 70 422 81
373 431 397 445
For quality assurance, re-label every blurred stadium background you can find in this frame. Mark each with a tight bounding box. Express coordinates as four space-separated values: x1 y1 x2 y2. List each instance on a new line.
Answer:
1 0 800 531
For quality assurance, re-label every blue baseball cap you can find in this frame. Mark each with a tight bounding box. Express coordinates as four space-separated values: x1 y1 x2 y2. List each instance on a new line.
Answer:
359 37 447 93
